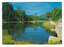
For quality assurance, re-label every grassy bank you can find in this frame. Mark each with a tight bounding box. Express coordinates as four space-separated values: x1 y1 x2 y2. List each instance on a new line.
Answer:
42 21 57 36
3 34 61 44
45 40 61 44
42 21 62 44
2 20 45 23
2 34 38 44
2 20 61 44
42 21 56 33
42 21 55 29
2 29 38 44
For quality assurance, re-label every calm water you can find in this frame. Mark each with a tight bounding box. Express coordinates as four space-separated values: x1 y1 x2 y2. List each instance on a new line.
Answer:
3 22 53 44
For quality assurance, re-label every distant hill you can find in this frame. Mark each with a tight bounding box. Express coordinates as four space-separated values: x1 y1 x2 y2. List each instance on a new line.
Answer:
40 14 46 17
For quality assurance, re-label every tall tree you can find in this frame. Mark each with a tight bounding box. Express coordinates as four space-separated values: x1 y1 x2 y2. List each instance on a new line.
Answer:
2 2 13 22
51 7 62 21
46 11 52 20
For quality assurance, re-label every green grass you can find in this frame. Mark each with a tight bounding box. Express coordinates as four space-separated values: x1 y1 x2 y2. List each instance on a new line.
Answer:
2 20 46 23
44 40 61 44
42 21 56 29
3 34 61 44
2 29 33 44
2 34 14 44
3 20 61 44
2 29 38 44
42 21 56 34
2 34 36 44
48 40 62 44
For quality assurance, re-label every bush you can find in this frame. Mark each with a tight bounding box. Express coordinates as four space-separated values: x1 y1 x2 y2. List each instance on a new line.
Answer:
3 29 8 35
42 21 56 33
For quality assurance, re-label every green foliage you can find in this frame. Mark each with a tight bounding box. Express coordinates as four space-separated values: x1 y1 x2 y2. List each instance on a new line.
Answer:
51 7 62 21
48 40 62 44
2 35 14 44
2 2 13 22
2 34 34 44
2 2 62 44
2 2 62 22
2 2 45 22
3 29 8 35
45 7 62 21
43 21 55 33
46 11 52 20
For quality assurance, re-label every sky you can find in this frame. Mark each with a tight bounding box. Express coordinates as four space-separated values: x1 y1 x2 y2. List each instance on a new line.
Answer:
10 2 62 16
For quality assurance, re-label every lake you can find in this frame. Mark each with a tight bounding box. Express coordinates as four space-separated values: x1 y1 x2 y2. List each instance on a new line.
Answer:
3 22 53 44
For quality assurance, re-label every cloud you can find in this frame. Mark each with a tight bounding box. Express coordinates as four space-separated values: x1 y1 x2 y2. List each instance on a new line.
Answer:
11 2 61 16
25 10 41 13
34 7 39 9
44 3 51 8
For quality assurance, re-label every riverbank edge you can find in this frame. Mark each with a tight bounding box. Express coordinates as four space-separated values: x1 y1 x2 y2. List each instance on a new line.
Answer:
2 34 39 44
2 20 62 44
42 21 62 44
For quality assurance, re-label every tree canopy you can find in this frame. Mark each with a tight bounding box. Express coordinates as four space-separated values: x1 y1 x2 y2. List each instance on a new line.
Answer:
2 2 62 22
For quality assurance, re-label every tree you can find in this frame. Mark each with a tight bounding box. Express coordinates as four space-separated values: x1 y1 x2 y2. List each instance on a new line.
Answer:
46 11 52 20
2 2 13 22
21 10 26 21
51 7 62 21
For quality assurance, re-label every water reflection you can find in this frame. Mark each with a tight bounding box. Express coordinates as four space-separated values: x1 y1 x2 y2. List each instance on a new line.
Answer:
3 22 53 43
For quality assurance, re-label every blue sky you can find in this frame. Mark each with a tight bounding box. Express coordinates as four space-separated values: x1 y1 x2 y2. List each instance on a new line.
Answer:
10 2 62 16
